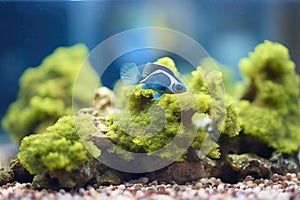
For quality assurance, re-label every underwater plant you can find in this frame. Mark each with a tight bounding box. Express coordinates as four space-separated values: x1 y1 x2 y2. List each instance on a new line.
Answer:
17 115 101 188
238 40 300 153
2 44 95 143
106 57 240 160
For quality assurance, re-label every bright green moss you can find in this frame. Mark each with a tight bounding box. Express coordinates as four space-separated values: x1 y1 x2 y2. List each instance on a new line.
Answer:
18 115 100 175
238 40 300 153
106 57 240 160
2 44 94 143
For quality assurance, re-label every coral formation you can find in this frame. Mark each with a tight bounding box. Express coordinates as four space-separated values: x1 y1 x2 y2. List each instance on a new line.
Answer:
1 44 94 143
238 40 300 153
17 115 101 189
106 57 240 160
200 58 236 96
3 41 300 190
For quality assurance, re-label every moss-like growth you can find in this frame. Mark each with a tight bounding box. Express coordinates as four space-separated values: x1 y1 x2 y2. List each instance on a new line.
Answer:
18 115 100 178
18 115 100 174
0 158 33 186
106 57 240 160
189 65 241 158
0 168 13 186
201 58 236 96
2 44 94 143
238 40 300 153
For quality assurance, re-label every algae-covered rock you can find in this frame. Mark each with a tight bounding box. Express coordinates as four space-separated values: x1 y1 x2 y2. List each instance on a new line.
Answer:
227 154 272 178
32 161 100 190
96 170 123 186
11 42 300 189
200 58 236 96
105 57 240 161
220 153 299 183
2 44 95 143
0 168 13 186
0 158 32 186
238 40 300 153
17 115 101 189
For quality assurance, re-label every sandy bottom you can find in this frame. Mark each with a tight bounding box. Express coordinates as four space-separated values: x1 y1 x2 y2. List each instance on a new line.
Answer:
1 173 300 200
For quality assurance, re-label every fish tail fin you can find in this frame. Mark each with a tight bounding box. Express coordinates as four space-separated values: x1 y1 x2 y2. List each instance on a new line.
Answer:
120 63 142 86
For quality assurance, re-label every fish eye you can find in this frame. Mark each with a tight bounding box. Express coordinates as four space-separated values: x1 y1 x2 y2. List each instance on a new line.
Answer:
175 84 183 91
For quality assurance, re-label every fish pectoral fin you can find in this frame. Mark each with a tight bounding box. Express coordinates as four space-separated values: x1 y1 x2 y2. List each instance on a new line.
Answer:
141 84 150 90
152 92 164 101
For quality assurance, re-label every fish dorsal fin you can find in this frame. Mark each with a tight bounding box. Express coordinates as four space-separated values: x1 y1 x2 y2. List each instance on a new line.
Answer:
120 63 142 86
142 62 160 76
142 62 175 77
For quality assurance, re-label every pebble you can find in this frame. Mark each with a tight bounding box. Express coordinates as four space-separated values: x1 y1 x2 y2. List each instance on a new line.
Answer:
118 184 126 190
1 173 300 200
133 184 142 190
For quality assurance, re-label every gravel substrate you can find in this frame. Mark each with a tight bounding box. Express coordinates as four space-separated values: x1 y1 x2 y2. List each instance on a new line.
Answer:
1 173 300 200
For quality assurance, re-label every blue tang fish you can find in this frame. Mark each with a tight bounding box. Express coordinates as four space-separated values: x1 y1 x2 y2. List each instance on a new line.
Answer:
120 62 187 100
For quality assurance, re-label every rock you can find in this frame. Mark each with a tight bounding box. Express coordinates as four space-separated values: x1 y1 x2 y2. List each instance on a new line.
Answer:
146 149 218 184
218 152 299 183
269 153 299 175
96 170 122 185
93 87 116 112
9 158 33 183
0 168 13 186
0 158 32 186
32 160 102 190
227 153 272 179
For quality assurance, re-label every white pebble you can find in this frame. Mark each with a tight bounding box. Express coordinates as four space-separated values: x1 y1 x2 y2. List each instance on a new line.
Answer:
200 178 208 184
217 184 224 191
135 190 145 198
197 189 209 199
59 189 66 194
151 194 175 200
79 187 85 194
110 189 123 196
118 184 126 190
123 190 134 198
141 177 149 184
112 196 133 200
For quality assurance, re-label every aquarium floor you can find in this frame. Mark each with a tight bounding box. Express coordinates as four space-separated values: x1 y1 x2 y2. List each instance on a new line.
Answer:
1 173 300 200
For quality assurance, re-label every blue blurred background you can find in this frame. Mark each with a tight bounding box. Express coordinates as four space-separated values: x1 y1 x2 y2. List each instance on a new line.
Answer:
1 0 300 147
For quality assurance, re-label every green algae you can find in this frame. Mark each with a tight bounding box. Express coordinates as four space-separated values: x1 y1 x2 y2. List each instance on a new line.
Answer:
18 115 100 174
2 44 95 143
106 57 240 160
6 41 300 189
238 40 300 153
17 115 101 189
0 168 13 186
